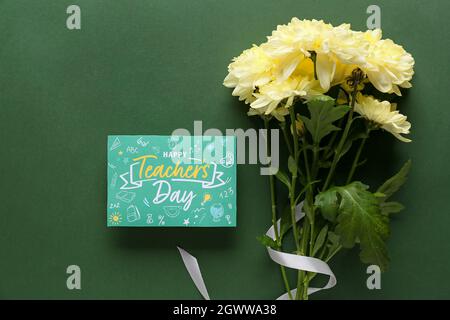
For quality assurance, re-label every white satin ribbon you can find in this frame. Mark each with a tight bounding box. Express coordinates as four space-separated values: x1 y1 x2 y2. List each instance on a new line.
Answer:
177 202 336 300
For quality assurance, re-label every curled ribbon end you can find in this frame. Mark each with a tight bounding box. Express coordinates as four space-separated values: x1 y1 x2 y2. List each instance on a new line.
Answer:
177 246 211 300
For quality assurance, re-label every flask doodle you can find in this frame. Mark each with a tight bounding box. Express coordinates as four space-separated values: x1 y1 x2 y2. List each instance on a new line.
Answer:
210 203 224 222
126 205 141 222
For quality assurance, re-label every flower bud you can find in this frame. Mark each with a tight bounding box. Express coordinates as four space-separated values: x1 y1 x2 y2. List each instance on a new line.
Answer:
295 114 305 137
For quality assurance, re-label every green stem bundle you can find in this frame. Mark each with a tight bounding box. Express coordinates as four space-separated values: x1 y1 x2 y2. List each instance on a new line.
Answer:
263 69 368 300
264 118 293 300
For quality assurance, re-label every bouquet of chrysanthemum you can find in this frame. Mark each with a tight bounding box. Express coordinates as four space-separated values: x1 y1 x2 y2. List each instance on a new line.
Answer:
224 18 414 300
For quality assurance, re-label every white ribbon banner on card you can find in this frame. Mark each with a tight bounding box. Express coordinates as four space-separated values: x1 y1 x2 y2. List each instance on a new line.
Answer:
177 202 337 300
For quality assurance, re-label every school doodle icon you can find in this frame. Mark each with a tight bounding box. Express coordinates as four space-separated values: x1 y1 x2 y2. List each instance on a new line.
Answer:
107 135 236 227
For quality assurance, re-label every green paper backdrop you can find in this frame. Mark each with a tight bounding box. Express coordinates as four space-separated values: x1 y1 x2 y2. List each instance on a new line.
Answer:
0 0 449 299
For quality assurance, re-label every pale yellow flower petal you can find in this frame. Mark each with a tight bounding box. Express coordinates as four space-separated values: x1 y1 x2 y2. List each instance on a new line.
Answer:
316 52 336 91
363 38 415 95
355 94 411 142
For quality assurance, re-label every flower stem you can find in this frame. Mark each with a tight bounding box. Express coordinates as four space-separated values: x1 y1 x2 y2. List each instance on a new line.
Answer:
309 145 320 251
322 71 362 191
264 117 293 300
346 131 369 184
272 170 294 300
289 106 305 300
303 244 343 284
288 108 301 251
296 220 310 299
280 122 294 157
325 245 343 263
324 117 344 159
300 142 320 299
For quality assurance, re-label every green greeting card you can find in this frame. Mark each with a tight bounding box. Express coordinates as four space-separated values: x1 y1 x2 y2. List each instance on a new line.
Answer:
107 135 236 227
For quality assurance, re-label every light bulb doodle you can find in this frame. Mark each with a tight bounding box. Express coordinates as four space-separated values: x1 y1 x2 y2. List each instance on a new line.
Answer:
201 193 212 206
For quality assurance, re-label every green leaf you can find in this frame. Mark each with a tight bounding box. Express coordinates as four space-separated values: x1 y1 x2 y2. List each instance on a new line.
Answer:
274 170 291 189
300 95 350 144
380 201 405 216
295 180 320 204
326 231 340 250
318 182 390 271
303 201 315 221
327 231 340 246
338 124 369 161
256 235 278 249
312 225 328 256
288 155 297 176
373 192 385 198
318 160 332 168
336 182 390 271
315 189 339 222
279 204 293 238
377 160 411 201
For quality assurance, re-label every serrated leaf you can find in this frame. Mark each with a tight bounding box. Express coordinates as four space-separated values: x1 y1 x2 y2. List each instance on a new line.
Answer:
300 95 350 144
275 170 291 189
380 201 405 216
288 155 297 176
322 182 390 271
256 235 278 249
377 160 411 201
312 225 328 256
359 230 389 271
315 189 339 222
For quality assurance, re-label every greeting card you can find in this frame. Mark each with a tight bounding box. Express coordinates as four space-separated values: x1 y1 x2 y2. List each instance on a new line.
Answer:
107 135 236 227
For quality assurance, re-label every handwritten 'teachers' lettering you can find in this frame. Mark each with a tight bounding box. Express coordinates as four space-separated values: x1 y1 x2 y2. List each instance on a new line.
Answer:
132 155 210 180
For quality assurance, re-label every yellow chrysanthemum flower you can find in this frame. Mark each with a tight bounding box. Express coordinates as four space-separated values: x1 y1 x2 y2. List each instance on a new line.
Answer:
250 58 321 114
250 76 323 115
264 18 369 91
247 106 289 122
223 45 275 104
363 34 415 96
355 94 411 142
223 40 323 120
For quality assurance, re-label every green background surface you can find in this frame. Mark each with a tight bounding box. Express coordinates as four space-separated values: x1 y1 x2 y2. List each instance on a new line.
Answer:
0 0 449 299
